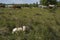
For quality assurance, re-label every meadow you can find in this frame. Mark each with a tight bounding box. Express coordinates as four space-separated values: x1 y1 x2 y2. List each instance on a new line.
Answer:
0 7 60 40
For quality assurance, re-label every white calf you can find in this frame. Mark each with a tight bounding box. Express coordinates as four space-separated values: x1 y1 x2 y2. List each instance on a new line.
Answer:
12 26 26 34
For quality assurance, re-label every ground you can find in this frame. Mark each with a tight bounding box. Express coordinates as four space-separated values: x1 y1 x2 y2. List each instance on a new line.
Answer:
0 7 60 40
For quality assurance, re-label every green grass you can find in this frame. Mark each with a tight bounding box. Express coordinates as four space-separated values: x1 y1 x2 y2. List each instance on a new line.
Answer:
0 7 60 40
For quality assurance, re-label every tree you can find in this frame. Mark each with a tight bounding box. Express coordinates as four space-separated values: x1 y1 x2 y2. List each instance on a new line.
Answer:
57 1 60 6
0 3 5 8
29 4 33 8
48 0 57 5
32 2 38 7
24 4 29 7
40 0 47 5
33 3 36 7
36 2 39 7
40 0 57 5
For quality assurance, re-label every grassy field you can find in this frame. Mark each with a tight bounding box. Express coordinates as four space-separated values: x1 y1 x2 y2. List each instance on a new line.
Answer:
0 7 60 40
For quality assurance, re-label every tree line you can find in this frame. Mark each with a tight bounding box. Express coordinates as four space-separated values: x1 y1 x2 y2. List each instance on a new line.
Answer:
40 0 60 6
0 2 39 8
0 0 60 8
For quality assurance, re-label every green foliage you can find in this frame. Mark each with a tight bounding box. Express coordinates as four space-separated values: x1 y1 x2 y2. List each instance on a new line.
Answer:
0 8 60 40
57 1 60 6
40 0 57 5
20 3 38 8
0 3 5 8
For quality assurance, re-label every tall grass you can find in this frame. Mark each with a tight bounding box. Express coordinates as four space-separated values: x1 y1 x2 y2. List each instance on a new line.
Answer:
0 8 60 40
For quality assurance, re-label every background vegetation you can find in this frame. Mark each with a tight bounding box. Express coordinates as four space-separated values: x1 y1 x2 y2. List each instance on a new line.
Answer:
0 0 60 40
0 7 60 40
40 0 57 5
